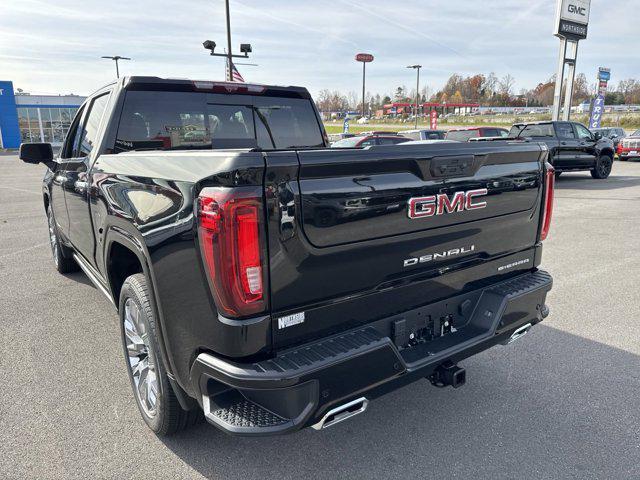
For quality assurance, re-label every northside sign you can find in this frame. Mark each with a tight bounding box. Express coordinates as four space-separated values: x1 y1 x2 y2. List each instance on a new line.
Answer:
355 53 374 63
554 0 591 40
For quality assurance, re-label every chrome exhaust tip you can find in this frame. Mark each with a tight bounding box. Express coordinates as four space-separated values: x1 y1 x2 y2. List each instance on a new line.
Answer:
311 397 369 430
502 323 533 345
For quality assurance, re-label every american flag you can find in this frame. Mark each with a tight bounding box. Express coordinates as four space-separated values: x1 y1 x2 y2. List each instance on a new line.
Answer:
226 59 245 82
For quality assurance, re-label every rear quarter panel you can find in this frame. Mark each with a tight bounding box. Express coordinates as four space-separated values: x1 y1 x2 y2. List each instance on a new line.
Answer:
90 150 268 394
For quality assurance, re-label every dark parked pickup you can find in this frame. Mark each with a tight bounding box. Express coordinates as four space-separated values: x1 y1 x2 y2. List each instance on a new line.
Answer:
19 77 553 437
508 121 616 178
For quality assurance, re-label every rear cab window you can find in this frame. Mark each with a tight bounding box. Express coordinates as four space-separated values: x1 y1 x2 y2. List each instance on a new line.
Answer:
114 90 324 153
509 124 555 138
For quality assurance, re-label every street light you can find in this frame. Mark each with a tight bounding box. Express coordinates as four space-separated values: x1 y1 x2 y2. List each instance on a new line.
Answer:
203 0 252 81
407 65 422 129
101 56 131 78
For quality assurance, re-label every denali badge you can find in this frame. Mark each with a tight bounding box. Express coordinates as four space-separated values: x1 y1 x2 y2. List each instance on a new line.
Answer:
277 312 305 330
407 189 488 219
404 245 475 267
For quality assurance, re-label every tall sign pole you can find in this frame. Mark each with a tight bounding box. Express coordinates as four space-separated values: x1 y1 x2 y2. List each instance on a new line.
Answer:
561 41 579 121
552 0 591 121
356 53 374 119
407 65 422 129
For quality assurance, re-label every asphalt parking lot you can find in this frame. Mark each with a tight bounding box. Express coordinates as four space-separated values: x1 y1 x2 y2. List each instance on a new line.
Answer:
1 153 639 480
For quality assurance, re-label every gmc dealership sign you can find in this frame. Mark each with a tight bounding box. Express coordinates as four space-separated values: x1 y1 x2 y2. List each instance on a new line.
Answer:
554 0 590 40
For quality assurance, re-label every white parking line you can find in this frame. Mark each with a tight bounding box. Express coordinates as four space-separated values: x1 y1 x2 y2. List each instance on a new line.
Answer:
0 186 42 196
0 242 47 260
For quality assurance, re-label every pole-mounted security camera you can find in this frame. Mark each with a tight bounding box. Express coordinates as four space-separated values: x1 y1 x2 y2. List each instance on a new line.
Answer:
203 40 217 54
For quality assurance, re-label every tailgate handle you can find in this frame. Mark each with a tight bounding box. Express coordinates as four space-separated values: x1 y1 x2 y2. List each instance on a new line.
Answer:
430 155 475 178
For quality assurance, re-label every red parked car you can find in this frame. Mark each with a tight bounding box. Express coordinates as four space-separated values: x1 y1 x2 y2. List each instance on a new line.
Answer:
445 127 509 142
617 129 640 160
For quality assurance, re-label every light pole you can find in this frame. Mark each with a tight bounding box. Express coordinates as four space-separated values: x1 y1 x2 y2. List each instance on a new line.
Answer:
101 56 131 78
355 53 374 119
203 0 252 81
407 65 422 129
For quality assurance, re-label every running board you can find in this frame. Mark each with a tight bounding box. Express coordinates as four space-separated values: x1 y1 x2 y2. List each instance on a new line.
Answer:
72 254 115 306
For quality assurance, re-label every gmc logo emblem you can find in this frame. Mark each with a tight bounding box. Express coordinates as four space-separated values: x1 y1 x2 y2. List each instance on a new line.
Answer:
407 189 488 219
568 4 586 15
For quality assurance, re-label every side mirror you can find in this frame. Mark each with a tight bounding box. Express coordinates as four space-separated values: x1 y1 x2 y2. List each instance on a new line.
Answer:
19 143 54 166
593 132 602 140
610 134 618 139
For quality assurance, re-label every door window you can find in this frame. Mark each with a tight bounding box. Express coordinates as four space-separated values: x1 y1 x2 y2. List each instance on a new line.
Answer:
77 93 110 157
575 124 593 140
555 123 576 139
60 106 86 159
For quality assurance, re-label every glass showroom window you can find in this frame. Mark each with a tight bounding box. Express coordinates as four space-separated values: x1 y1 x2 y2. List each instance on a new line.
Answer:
17 108 40 142
16 107 80 145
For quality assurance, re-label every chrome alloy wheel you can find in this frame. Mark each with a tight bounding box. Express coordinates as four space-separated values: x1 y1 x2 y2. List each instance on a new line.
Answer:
123 298 159 417
47 209 59 266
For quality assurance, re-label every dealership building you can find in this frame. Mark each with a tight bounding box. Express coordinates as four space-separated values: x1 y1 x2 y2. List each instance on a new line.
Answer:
0 80 85 149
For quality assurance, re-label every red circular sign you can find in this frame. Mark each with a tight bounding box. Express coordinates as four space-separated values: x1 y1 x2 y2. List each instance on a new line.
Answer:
355 53 374 63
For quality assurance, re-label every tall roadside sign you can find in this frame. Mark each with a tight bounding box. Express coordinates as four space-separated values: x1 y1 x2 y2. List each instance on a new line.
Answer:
355 53 374 119
551 0 591 121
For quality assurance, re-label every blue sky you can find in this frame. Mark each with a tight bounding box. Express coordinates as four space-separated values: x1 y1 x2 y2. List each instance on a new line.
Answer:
0 0 637 98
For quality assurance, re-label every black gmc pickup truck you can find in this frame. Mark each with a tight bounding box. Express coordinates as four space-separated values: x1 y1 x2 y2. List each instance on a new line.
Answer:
19 77 553 437
508 121 615 179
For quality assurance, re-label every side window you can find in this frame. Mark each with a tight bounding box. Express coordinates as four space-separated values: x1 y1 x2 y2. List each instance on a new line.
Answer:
359 139 375 147
555 122 576 139
60 106 86 159
77 93 110 157
575 124 592 140
404 131 421 141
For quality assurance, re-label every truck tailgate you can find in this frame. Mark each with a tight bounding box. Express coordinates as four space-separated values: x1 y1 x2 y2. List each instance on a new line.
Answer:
264 142 548 347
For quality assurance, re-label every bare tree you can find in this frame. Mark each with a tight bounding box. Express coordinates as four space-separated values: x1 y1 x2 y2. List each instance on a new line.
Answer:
498 74 515 98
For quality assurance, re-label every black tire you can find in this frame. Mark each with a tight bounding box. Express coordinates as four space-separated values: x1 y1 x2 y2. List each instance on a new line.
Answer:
119 273 202 435
46 205 78 274
590 154 613 179
619 156 627 161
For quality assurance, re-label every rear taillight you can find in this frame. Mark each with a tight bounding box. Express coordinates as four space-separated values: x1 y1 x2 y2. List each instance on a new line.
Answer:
540 163 555 241
197 187 267 317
